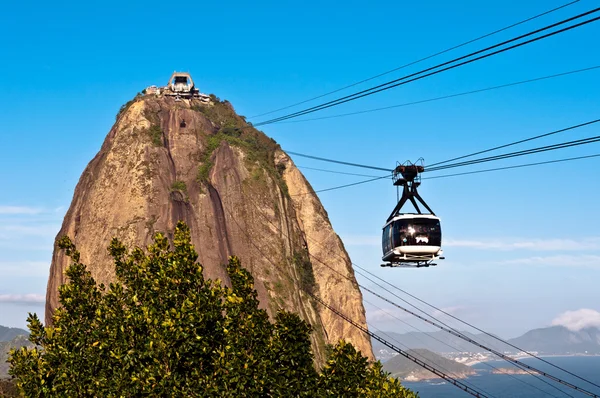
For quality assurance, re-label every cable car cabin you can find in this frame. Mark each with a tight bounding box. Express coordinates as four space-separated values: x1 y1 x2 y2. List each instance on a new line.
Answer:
382 214 443 267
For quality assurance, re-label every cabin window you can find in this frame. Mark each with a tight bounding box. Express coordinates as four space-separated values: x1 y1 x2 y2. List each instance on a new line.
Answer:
392 218 441 247
382 225 392 253
392 223 402 248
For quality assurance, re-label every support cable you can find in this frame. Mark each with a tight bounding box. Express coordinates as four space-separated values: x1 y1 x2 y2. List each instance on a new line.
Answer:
363 302 499 397
424 153 600 180
291 175 391 196
290 152 600 196
284 119 599 178
298 166 383 178
275 65 600 124
286 151 391 172
249 1 579 119
218 192 490 398
363 300 570 398
310 293 491 398
426 133 600 172
429 118 600 168
353 269 598 397
238 190 600 396
351 265 600 392
291 154 600 192
254 9 600 126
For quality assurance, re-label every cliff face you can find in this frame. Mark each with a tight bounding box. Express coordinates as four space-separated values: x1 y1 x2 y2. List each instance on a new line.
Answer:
46 95 372 361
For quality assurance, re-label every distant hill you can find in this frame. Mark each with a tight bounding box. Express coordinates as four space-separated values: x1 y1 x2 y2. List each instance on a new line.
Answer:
507 326 600 355
372 330 513 361
372 326 600 360
0 326 28 342
382 349 476 381
0 335 33 378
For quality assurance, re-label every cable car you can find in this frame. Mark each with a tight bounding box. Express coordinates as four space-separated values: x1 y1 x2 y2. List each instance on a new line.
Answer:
381 160 444 267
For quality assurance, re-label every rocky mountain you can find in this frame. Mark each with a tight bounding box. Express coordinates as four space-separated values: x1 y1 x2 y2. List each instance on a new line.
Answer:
0 326 28 342
382 349 476 381
507 326 600 354
45 90 372 362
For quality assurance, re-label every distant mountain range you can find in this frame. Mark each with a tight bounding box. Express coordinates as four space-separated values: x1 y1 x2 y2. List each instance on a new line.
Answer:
382 348 476 381
0 326 28 343
372 330 511 360
509 326 600 355
0 326 30 379
0 334 32 379
372 326 600 361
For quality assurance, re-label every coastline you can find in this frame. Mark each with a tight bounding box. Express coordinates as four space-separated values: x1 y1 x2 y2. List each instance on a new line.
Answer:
464 353 600 367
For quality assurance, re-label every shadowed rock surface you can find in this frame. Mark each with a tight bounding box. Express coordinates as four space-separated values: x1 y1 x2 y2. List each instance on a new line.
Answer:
45 94 372 362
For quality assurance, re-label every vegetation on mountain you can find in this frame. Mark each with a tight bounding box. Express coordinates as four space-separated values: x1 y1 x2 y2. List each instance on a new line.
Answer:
10 222 416 397
190 98 288 195
116 94 142 121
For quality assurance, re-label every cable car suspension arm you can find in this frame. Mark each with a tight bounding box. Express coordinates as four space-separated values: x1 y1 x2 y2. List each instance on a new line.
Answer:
387 162 436 221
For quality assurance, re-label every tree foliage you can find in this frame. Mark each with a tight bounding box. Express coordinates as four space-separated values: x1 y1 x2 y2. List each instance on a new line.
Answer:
9 221 417 397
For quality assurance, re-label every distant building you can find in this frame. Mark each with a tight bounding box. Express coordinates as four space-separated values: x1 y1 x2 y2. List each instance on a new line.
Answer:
163 72 211 102
145 85 160 95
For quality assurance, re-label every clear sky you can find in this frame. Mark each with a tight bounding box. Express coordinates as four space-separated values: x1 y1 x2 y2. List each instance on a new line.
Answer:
1 0 599 339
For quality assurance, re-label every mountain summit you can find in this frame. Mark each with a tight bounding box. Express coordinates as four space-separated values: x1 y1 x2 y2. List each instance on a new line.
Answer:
45 77 372 361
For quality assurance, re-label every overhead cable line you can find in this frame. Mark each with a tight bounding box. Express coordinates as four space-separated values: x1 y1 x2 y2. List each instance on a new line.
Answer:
298 166 383 178
309 293 491 398
249 1 580 119
254 8 600 126
426 133 600 172
350 263 600 392
238 192 600 396
285 120 600 195
363 307 500 397
286 119 599 175
292 175 390 196
424 153 600 180
286 137 600 196
286 151 391 172
353 269 600 397
240 192 600 393
363 301 572 398
279 146 600 388
296 153 600 186
429 118 600 167
275 65 600 124
219 193 490 398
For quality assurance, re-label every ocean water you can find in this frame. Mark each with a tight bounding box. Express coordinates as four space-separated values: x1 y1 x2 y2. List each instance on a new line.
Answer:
402 356 600 397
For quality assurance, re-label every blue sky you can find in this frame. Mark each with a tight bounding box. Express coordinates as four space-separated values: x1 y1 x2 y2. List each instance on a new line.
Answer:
1 0 599 339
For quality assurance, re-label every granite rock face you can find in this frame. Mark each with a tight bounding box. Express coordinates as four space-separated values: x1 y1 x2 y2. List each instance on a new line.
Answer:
46 95 372 361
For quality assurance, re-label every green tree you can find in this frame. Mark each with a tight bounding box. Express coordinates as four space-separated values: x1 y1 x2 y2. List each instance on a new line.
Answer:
317 341 417 397
9 221 417 397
